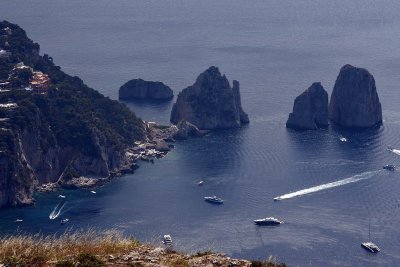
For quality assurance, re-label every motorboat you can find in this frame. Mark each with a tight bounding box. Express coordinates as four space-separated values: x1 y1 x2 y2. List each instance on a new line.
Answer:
383 164 395 171
58 194 66 199
162 234 172 245
361 242 380 253
90 190 96 194
198 180 204 186
14 219 23 223
339 136 348 142
254 217 283 226
204 196 223 204
61 218 69 224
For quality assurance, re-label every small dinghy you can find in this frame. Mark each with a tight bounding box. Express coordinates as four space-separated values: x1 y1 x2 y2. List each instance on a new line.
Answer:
254 217 283 226
162 234 172 245
204 196 223 204
383 164 395 171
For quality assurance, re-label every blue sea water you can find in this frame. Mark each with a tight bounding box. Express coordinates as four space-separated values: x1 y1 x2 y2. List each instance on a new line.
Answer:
2 1 400 266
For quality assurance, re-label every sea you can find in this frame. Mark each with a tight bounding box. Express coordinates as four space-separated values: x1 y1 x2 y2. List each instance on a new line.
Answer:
1 1 400 266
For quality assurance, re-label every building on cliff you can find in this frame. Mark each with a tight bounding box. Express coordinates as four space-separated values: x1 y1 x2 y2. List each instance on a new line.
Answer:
30 71 50 94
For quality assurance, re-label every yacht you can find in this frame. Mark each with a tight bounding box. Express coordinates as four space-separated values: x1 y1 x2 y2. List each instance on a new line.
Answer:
361 242 380 253
61 218 69 224
204 196 224 204
254 217 283 226
162 234 172 245
383 164 395 171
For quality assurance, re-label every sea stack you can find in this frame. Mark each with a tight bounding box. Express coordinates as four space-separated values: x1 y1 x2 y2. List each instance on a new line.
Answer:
329 65 382 128
170 66 249 130
119 79 173 101
286 82 329 130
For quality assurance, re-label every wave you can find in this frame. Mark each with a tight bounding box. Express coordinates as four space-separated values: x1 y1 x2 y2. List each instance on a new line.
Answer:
49 200 67 220
274 170 381 201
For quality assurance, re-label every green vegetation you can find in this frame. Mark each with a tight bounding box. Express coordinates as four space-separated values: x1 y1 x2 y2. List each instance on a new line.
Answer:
0 20 145 157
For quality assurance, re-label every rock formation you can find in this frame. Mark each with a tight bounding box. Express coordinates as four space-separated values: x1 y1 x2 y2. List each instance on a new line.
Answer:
170 66 249 129
119 79 173 101
329 64 382 128
286 82 329 130
173 120 204 140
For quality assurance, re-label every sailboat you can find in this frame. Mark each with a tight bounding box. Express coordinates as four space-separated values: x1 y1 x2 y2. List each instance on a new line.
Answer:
361 219 380 253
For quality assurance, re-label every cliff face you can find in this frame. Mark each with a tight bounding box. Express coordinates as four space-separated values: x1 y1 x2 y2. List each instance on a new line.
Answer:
0 21 146 208
329 64 382 128
286 82 328 130
170 66 249 130
0 129 35 208
119 79 173 101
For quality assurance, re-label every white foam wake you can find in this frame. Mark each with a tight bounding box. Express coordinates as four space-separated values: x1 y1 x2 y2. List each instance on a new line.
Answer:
274 170 380 201
388 147 400 156
49 200 67 220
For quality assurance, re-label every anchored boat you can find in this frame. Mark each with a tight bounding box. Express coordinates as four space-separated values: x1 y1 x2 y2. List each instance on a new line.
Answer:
254 217 283 226
204 196 224 204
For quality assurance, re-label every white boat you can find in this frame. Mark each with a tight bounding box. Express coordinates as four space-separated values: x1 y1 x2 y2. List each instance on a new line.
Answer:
14 219 23 223
361 242 380 253
254 217 283 226
339 137 347 142
162 234 172 245
204 196 224 204
61 218 69 224
90 190 96 194
361 219 380 253
198 180 204 186
58 194 66 199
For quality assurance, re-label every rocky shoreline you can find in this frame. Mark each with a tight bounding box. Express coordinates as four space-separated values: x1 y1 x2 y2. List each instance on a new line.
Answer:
35 121 192 194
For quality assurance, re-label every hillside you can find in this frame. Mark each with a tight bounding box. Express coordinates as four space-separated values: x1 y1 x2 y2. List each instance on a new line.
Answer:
0 21 146 208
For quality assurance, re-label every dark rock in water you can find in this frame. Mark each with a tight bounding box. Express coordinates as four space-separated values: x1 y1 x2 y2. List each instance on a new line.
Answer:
232 80 250 124
119 79 173 101
329 64 382 128
286 82 328 130
170 66 249 129
173 120 204 140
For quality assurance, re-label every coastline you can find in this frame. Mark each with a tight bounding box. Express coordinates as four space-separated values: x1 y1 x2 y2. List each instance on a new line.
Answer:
35 121 179 194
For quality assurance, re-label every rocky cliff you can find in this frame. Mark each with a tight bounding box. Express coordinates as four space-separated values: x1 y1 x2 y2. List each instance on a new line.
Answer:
0 21 147 208
286 82 328 130
170 66 249 129
329 64 382 128
119 79 173 101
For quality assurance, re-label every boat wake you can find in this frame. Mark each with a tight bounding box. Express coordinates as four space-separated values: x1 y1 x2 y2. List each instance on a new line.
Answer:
49 200 67 220
274 170 381 201
388 146 400 156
